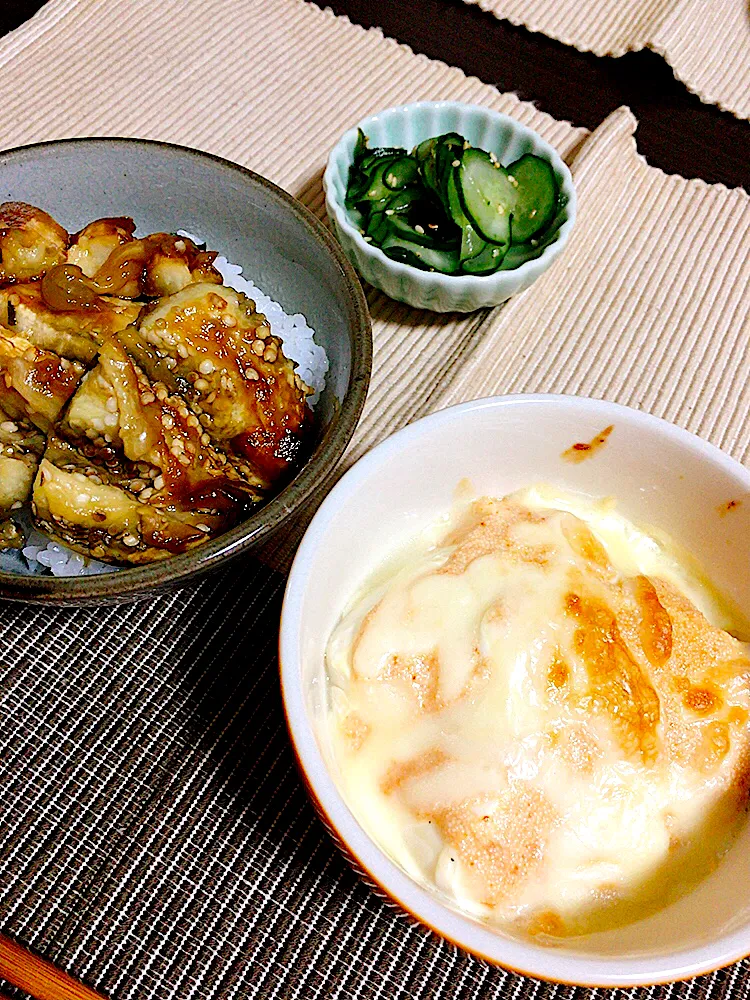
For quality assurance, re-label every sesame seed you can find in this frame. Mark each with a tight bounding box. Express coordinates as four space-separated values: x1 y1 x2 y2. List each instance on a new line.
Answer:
122 534 139 547
140 487 153 500
252 340 264 356
0 420 18 433
194 378 210 392
199 358 214 375
176 343 189 359
174 239 186 252
200 432 211 445
178 454 191 466
222 314 237 328
414 224 425 234
105 397 118 413
162 414 174 429
452 159 460 167
10 501 22 510
154 475 165 490
141 392 155 405
196 522 211 533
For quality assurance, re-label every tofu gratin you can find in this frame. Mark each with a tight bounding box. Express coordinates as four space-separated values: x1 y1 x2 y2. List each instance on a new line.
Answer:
326 486 750 939
0 202 314 566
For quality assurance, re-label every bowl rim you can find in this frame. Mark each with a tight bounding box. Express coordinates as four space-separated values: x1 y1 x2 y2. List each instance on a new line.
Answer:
279 393 750 987
323 100 577 290
0 135 372 603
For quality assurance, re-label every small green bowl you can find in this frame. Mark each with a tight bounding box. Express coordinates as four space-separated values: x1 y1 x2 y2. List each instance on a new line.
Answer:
324 101 576 313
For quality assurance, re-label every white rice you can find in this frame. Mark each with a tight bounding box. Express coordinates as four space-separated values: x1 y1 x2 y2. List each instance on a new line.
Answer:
12 238 328 578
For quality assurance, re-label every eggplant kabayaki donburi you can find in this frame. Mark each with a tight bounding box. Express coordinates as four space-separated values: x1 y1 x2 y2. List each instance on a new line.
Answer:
0 202 311 565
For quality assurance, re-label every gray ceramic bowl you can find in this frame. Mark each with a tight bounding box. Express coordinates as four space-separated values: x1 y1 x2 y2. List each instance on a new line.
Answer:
0 138 371 605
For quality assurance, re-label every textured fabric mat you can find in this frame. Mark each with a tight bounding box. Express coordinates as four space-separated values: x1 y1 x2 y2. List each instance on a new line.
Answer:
461 0 750 120
0 1 749 999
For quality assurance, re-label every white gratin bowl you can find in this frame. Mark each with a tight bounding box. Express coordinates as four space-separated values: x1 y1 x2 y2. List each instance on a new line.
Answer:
280 394 750 987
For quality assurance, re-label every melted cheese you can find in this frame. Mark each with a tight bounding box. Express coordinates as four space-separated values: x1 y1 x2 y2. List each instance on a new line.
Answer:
326 487 750 938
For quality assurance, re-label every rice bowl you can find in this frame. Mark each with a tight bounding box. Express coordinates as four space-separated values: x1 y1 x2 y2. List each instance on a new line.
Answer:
0 137 371 604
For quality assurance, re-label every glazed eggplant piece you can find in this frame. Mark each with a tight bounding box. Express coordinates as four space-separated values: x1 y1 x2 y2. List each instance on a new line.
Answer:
67 217 136 277
138 283 310 481
0 331 85 430
0 202 69 285
0 406 45 549
68 221 222 299
34 335 265 564
0 279 142 362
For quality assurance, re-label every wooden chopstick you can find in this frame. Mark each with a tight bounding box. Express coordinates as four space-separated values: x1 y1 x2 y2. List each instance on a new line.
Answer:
0 934 108 1000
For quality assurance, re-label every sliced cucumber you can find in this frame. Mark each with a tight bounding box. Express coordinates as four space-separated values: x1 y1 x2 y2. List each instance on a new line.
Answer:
365 210 389 243
446 169 484 262
458 148 513 246
358 148 404 172
382 234 461 274
386 214 446 248
414 137 440 196
505 154 558 243
383 186 422 215
362 158 401 202
435 133 464 205
383 156 419 191
352 128 368 164
462 242 507 275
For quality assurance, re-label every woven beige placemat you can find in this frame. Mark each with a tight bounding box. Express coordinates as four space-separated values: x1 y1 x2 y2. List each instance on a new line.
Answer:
0 0 747 572
462 0 750 120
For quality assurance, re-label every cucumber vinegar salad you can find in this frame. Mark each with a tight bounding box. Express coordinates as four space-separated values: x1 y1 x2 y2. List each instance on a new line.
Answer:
345 130 562 276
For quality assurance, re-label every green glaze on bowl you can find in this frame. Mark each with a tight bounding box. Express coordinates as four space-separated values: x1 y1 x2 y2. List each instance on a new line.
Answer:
0 138 372 605
324 101 576 313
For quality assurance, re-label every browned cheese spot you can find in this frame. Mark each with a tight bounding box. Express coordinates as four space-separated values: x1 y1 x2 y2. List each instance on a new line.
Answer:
526 909 567 938
440 498 553 576
381 747 449 796
684 685 723 715
426 786 556 907
693 720 731 772
547 650 570 688
632 575 673 667
718 498 742 516
561 424 614 463
382 650 441 713
565 591 661 764
562 519 613 574
557 726 601 774
341 712 370 752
